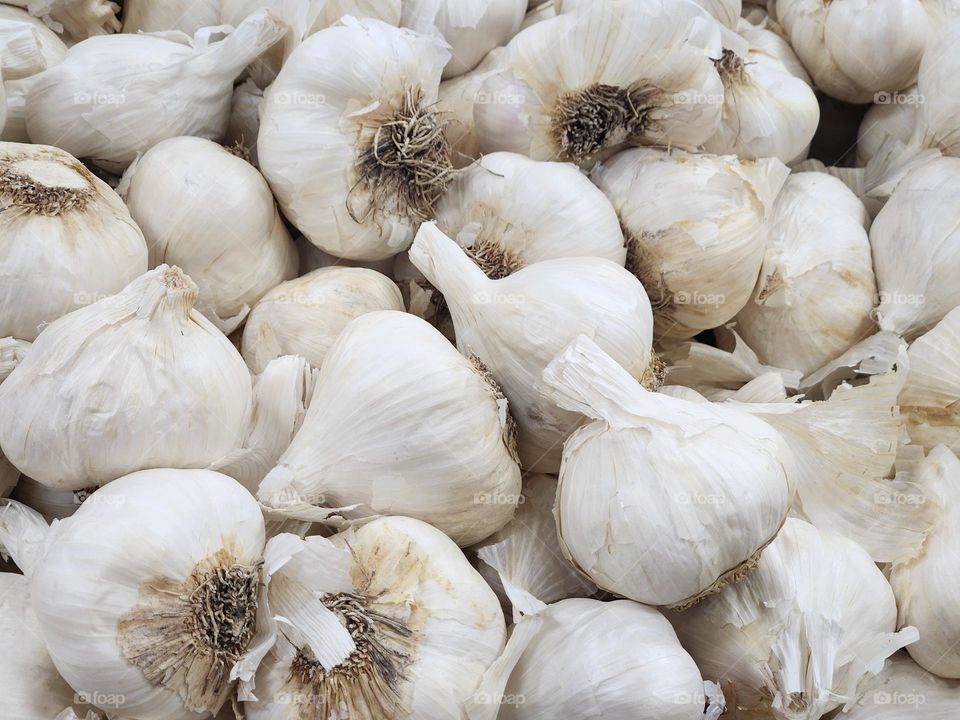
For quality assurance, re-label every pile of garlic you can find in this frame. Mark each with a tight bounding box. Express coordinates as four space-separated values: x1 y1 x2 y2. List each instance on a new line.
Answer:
4 2 960 719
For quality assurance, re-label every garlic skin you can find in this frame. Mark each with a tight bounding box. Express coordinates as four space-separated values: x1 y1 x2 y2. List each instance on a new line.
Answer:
240 266 404 374
560 0 741 28
592 147 789 339
121 0 219 34
473 1 723 165
26 10 286 172
671 518 918 720
259 18 452 261
857 85 920 166
258 310 522 546
436 48 506 169
243 517 506 719
401 0 526 79
912 20 960 156
769 0 928 103
734 173 876 376
29 469 266 720
409 223 654 473
122 136 298 334
0 142 147 342
433 151 626 279
843 651 960 718
4 0 120 41
543 335 793 608
0 5 67 71
0 266 252 490
871 157 960 339
225 78 264 166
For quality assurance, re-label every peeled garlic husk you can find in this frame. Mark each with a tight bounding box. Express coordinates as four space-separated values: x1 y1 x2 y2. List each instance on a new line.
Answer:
401 0 526 79
473 0 724 165
240 517 506 718
433 151 625 279
843 651 960 718
224 78 264 166
769 0 928 103
259 18 451 261
734 172 876 376
670 518 918 720
592 147 789 339
409 222 654 473
258 310 521 546
4 0 119 41
871 156 960 339
240 266 404 373
121 0 219 34
0 142 147 342
0 265 252 490
542 334 794 608
799 328 905 398
122 136 298 333
26 9 286 172
857 85 921 166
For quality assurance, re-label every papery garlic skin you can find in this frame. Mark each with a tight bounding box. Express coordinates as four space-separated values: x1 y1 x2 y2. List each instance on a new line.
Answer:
857 86 921 166
5 0 120 41
843 651 960 718
0 266 251 490
225 78 264 166
0 142 147 342
123 136 298 333
240 266 404 373
734 173 876 376
436 48 505 169
560 0 741 28
434 151 625 278
592 147 789 339
121 0 219 34
912 21 960 156
409 222 654 473
258 310 521 546
259 18 451 261
31 469 266 720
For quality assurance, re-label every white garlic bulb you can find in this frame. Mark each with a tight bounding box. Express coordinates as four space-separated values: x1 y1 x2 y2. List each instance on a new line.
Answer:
769 0 929 103
911 20 960 156
671 518 918 720
0 142 147 342
843 651 960 718
543 334 794 607
240 266 404 373
26 9 286 172
0 17 47 82
258 18 451 261
433 151 625 278
473 0 724 165
559 0 741 28
592 147 789 339
122 136 298 334
857 86 921 166
401 0 526 79
258 310 522 546
0 266 252 490
225 78 264 166
121 0 219 34
241 517 506 718
4 0 119 41
734 173 876 376
409 222 655 473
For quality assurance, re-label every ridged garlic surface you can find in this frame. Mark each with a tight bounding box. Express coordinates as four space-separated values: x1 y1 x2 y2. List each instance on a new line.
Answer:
409 222 654 473
122 136 298 333
559 0 741 28
121 0 219 34
4 0 119 41
240 266 404 373
0 142 147 342
912 20 960 155
543 335 793 607
0 266 252 490
26 9 286 172
242 517 506 718
433 151 625 279
258 311 521 546
671 518 918 720
592 147 789 339
473 0 723 165
843 651 960 718
734 173 876 376
857 86 921 166
258 18 451 261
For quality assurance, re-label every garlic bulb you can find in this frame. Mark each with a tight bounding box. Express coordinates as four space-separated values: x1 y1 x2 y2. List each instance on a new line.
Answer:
4 0 119 41
543 335 793 607
0 5 67 72
0 266 252 490
26 9 286 172
671 518 918 720
241 517 506 718
734 173 876 376
433 151 626 279
519 1 555 29
857 86 921 166
769 0 928 103
436 48 506 168
225 78 264 165
473 1 723 165
911 20 960 156
871 156 960 339
409 222 655 473
121 0 219 34
0 17 47 82
738 16 811 82
258 18 452 261
258 310 522 546
25 469 267 719
401 0 526 79
592 147 789 339
240 266 404 373
0 142 147 342
843 651 960 718
122 136 298 333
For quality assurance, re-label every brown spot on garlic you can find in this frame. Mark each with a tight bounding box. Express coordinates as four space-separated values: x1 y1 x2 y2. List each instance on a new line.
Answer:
470 354 521 464
0 154 96 216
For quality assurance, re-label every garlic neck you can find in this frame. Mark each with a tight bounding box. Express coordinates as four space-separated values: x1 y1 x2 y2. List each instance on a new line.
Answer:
715 49 749 86
136 265 201 320
0 155 95 216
